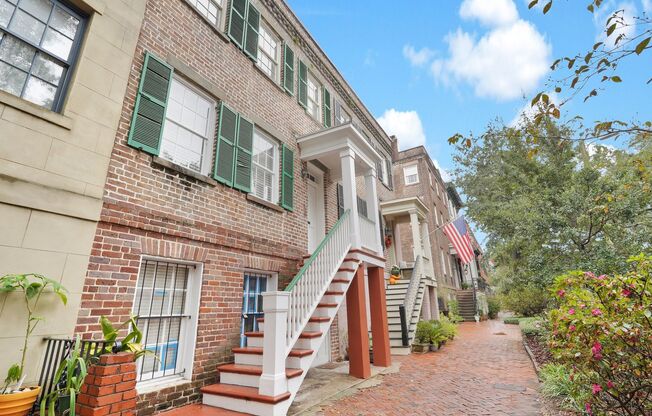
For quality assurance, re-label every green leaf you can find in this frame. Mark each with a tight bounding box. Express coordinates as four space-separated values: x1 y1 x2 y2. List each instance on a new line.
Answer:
571 77 579 88
543 1 552 14
584 52 593 64
606 23 617 37
611 76 622 83
567 58 576 69
528 0 539 9
593 42 603 50
531 92 543 106
635 37 650 55
25 282 42 299
550 58 561 70
554 86 562 93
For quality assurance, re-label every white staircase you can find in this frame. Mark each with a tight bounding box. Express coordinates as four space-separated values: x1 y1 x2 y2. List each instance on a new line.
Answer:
385 256 427 355
201 210 370 416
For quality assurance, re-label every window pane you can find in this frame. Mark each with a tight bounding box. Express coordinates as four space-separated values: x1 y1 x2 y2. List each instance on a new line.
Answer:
0 1 16 28
251 130 277 202
9 9 45 44
19 0 52 22
0 32 35 70
31 52 62 84
41 26 72 60
23 75 55 107
50 6 78 39
0 61 26 94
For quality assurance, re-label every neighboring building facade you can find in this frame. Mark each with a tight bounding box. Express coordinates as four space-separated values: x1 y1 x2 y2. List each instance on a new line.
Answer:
66 0 392 414
0 0 146 384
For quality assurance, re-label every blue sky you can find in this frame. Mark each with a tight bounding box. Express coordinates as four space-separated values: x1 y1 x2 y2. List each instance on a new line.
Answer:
287 0 652 181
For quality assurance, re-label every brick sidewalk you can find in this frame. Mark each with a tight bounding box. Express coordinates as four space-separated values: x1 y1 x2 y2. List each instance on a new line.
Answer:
320 320 542 416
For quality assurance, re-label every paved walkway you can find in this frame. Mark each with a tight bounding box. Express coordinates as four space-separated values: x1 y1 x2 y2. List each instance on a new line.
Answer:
318 320 542 416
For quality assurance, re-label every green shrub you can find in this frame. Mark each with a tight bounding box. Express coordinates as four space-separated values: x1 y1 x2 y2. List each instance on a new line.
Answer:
447 299 464 323
415 320 432 344
428 320 447 346
438 315 458 340
519 317 545 337
503 317 521 325
500 285 549 317
539 364 590 413
487 296 501 319
548 255 652 415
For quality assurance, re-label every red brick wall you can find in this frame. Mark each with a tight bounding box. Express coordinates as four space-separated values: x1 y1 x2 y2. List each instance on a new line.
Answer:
77 352 137 416
74 0 392 413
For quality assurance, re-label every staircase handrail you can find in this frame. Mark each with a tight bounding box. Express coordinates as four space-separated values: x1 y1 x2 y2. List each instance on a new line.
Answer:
402 255 424 324
284 209 352 353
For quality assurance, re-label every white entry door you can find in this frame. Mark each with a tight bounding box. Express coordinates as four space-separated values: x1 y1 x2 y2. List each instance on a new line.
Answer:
306 165 325 253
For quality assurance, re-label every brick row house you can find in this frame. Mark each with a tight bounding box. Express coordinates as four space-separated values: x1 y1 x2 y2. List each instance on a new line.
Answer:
0 0 483 414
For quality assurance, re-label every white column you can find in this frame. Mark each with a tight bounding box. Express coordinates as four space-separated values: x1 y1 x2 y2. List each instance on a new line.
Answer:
340 149 360 249
421 287 431 320
432 286 440 320
420 221 432 260
259 292 290 396
364 167 382 254
409 210 422 259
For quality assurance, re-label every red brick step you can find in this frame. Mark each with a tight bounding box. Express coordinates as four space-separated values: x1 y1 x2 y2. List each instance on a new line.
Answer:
201 384 291 404
217 363 302 379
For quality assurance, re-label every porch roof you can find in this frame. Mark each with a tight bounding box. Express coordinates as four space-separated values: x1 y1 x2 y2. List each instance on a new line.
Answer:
297 123 383 180
379 196 429 222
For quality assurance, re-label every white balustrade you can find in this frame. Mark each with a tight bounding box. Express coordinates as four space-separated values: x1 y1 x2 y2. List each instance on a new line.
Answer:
359 215 377 252
403 255 424 326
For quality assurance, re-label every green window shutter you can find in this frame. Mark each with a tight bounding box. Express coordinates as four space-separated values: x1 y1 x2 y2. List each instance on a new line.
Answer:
280 144 294 211
357 196 368 218
243 3 260 60
386 158 393 188
322 86 331 128
228 0 247 48
297 59 307 108
214 103 238 186
233 116 254 192
127 52 173 155
283 44 295 96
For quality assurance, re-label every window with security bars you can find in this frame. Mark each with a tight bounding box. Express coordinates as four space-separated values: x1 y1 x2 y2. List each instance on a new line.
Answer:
186 0 222 27
251 128 278 202
0 0 85 111
133 260 193 381
161 77 215 174
240 272 269 347
256 20 279 82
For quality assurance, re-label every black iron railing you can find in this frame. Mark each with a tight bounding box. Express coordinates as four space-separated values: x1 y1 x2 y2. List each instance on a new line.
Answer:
33 338 108 415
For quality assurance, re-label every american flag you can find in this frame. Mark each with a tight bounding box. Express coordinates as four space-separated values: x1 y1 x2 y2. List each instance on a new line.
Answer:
443 216 475 265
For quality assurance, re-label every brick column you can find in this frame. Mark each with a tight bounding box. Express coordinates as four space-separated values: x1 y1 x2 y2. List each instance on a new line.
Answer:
77 352 137 416
368 266 391 367
346 266 371 379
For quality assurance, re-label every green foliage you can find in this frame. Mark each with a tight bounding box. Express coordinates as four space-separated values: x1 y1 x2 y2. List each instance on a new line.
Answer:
548 255 652 415
0 274 68 394
519 317 545 337
40 337 88 416
500 285 549 317
453 120 652 293
438 315 458 340
99 315 151 361
461 282 470 290
428 320 448 346
539 363 590 413
503 317 521 325
447 299 464 323
487 296 501 319
415 321 432 344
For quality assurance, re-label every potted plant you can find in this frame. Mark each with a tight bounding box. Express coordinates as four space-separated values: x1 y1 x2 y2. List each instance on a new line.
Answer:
0 274 68 416
389 265 401 285
428 321 446 351
412 321 432 353
40 337 88 416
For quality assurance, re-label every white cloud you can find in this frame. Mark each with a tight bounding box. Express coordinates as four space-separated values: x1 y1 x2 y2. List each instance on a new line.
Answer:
509 92 559 126
594 2 638 46
644 0 652 12
403 45 435 67
431 19 551 101
431 158 452 182
377 109 426 150
460 0 519 27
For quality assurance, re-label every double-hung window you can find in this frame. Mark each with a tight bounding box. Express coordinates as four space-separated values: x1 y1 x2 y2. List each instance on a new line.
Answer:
256 20 279 82
404 164 419 185
251 128 278 203
306 71 321 121
334 101 351 126
186 0 223 28
0 0 85 111
133 259 200 382
161 77 216 175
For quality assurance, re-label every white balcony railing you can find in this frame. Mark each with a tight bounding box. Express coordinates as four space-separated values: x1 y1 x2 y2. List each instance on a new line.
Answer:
359 215 377 252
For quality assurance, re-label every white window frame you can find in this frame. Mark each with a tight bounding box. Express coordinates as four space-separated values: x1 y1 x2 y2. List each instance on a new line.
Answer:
185 0 225 29
256 20 280 83
440 251 447 277
161 76 216 176
404 164 419 185
134 256 202 392
334 100 351 126
251 128 280 203
306 71 321 122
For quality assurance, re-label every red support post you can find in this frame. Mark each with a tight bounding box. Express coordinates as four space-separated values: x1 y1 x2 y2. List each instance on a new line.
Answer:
368 266 391 367
346 266 371 379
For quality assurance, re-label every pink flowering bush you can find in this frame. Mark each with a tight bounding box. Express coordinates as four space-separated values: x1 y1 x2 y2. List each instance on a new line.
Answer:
548 255 652 415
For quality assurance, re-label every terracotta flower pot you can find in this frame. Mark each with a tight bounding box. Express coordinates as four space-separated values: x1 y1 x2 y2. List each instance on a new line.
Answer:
0 386 41 416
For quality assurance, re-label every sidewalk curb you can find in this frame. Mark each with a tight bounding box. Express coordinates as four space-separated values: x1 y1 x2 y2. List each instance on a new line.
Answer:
522 339 542 381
